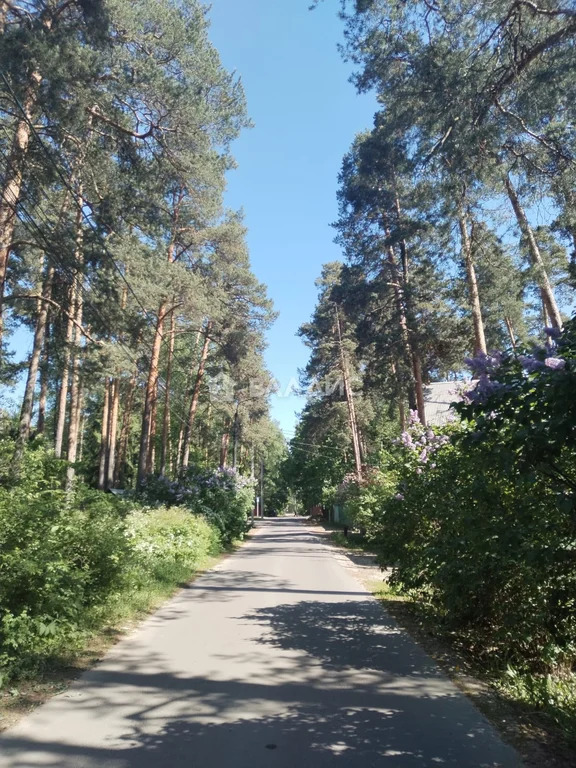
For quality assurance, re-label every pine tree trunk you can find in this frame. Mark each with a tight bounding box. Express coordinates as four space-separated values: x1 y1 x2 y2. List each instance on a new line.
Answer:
334 305 362 481
205 400 213 467
389 187 427 424
66 355 83 490
232 405 240 469
180 321 212 472
0 71 42 348
458 210 487 355
391 361 406 430
97 379 110 491
504 316 517 350
54 290 75 457
137 302 168 486
107 378 120 489
385 246 427 425
11 264 54 470
115 370 137 486
175 423 184 475
54 188 85 459
173 327 200 474
78 407 85 462
541 288 551 329
65 204 84 489
36 340 49 435
147 385 157 475
0 2 9 33
159 309 175 476
220 430 230 467
505 175 562 329
411 353 426 427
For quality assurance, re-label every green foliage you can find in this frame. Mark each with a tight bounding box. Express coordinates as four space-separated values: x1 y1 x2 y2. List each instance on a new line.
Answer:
0 484 130 676
368 322 576 673
0 441 222 684
339 466 398 534
125 506 220 584
498 668 576 737
138 466 254 546
194 477 254 547
377 437 576 669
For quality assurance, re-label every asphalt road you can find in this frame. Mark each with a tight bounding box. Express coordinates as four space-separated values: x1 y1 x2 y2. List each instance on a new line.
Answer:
0 519 522 767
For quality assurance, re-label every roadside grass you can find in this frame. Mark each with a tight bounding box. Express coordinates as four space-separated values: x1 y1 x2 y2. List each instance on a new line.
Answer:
0 549 226 732
330 530 369 551
323 526 576 768
318 521 374 554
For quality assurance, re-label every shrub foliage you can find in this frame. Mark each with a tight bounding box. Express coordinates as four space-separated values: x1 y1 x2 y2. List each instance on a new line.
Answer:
0 445 246 684
346 321 576 673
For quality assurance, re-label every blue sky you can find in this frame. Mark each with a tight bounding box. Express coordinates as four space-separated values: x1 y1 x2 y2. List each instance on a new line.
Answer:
206 0 377 438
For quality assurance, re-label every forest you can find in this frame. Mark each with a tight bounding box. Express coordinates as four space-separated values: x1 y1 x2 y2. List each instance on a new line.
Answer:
287 0 576 738
0 0 286 684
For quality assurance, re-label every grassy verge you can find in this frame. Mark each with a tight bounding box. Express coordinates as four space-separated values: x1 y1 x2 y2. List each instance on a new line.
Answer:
0 548 227 733
324 527 576 768
330 530 372 552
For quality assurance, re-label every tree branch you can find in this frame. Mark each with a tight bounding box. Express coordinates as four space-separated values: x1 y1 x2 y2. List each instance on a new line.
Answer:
482 18 576 121
514 1 576 19
7 293 101 345
86 105 156 140
495 97 575 164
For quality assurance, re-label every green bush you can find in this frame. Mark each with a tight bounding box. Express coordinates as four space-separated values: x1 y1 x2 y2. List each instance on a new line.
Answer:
377 437 576 670
0 482 131 678
370 322 576 673
126 505 220 582
338 464 399 534
138 466 255 546
0 442 223 684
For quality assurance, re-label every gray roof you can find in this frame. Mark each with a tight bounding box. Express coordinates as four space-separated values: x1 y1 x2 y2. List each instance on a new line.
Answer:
423 381 470 426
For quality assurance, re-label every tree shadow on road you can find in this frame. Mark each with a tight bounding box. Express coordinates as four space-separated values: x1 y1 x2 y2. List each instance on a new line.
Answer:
243 599 440 676
0 682 519 768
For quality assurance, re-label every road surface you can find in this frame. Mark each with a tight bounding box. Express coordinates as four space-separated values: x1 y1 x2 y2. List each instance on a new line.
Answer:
0 519 522 767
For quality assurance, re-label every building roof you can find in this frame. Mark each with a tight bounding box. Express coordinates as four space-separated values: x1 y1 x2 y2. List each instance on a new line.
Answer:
423 381 470 426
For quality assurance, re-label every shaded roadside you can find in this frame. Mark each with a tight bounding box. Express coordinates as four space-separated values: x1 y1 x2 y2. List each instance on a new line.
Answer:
319 522 575 768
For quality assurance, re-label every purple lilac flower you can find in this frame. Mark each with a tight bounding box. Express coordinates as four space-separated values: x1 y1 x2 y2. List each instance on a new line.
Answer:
464 351 502 377
419 448 428 463
401 431 413 447
545 357 566 370
544 327 562 340
465 374 506 404
518 355 545 373
394 493 405 501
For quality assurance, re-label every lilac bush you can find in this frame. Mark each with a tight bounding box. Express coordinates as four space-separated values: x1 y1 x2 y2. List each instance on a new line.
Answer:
138 467 255 545
370 318 576 676
397 411 451 467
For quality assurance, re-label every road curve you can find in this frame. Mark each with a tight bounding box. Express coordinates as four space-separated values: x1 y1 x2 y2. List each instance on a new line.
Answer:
0 519 522 767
